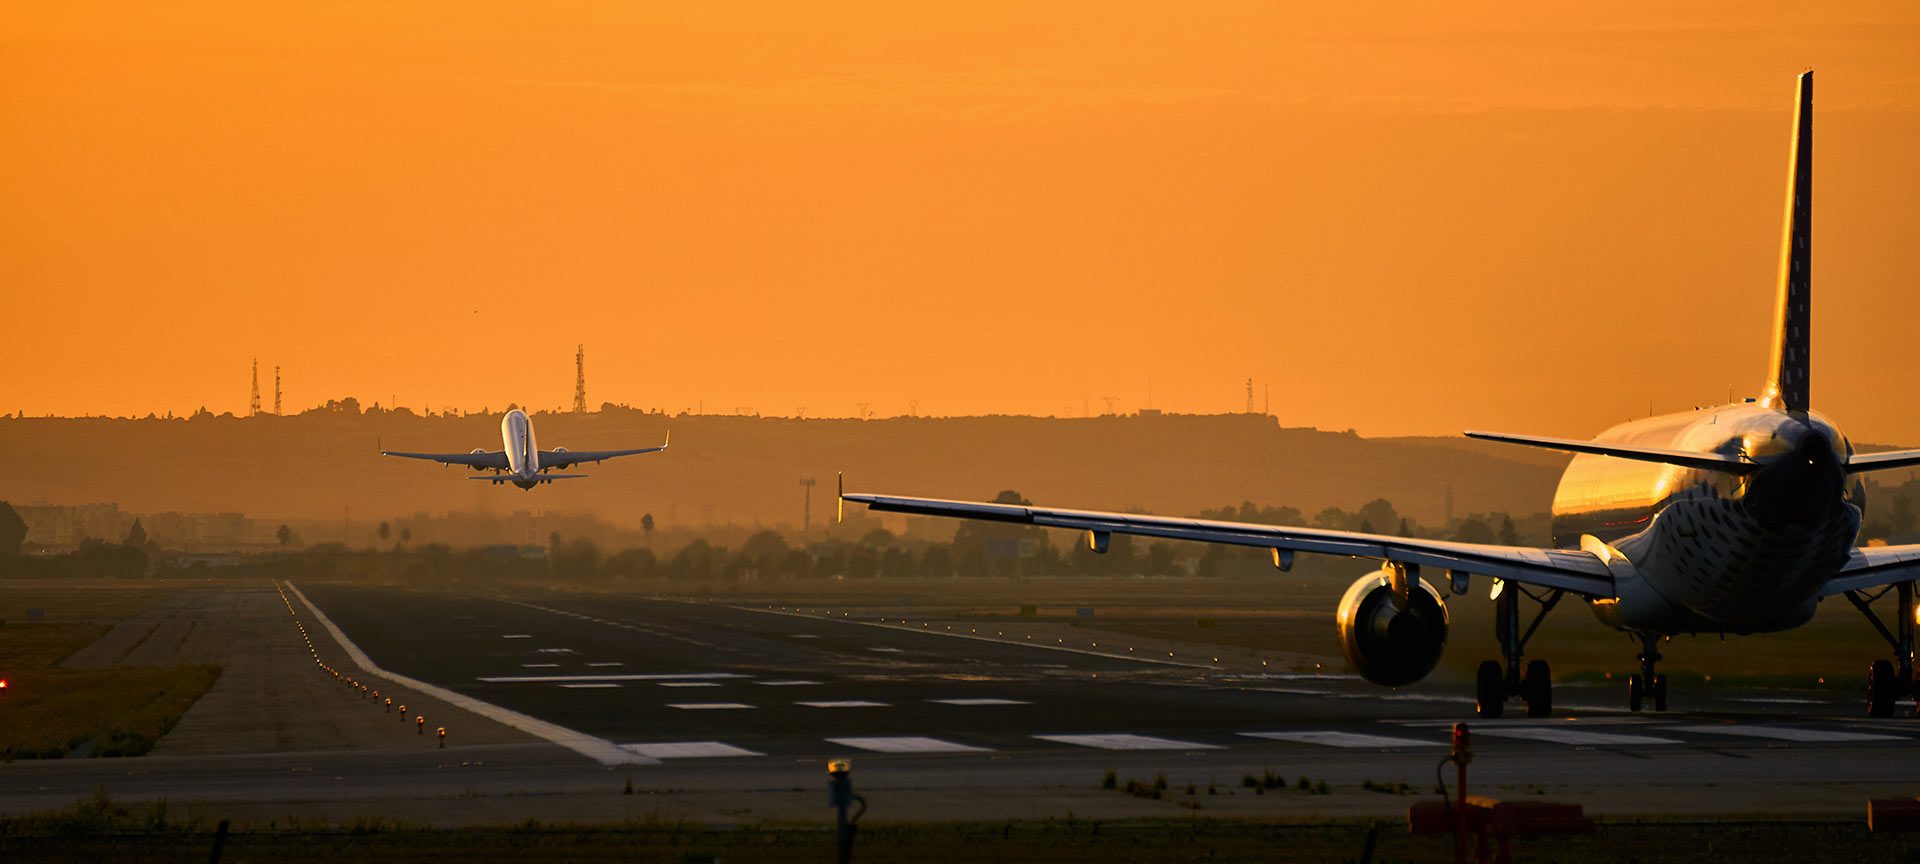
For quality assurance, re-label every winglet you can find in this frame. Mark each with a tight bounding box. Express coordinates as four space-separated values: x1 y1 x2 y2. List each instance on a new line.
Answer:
662 429 671 450
836 472 845 524
1763 70 1813 412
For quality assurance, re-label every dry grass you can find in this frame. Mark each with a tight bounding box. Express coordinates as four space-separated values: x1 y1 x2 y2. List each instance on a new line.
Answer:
0 665 222 758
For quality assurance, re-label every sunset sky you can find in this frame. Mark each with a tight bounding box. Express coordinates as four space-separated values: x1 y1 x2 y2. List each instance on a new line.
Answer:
6 2 1919 440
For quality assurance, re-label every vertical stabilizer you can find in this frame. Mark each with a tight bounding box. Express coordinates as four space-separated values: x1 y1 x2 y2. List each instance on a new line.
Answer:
1764 71 1813 412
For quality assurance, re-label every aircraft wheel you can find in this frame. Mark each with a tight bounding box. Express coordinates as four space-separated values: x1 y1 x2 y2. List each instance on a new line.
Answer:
1476 660 1506 718
1523 659 1553 718
1627 674 1645 713
1869 659 1898 718
1651 674 1669 712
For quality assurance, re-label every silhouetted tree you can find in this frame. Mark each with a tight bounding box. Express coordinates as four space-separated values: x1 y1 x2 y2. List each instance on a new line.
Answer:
125 518 147 548
1453 518 1496 545
276 524 295 547
378 521 391 543
1497 515 1520 546
0 501 26 557
641 513 655 547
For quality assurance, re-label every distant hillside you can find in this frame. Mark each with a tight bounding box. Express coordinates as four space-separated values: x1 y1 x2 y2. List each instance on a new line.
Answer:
1 410 1565 541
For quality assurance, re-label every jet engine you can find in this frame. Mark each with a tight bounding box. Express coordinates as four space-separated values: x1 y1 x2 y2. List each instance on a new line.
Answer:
1335 566 1449 686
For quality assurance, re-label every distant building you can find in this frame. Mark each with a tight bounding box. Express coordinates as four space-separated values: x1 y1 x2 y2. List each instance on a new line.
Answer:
16 502 134 551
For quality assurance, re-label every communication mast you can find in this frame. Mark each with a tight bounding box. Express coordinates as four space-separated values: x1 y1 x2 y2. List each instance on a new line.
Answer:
573 344 587 413
273 366 282 415
1245 378 1254 414
249 359 262 417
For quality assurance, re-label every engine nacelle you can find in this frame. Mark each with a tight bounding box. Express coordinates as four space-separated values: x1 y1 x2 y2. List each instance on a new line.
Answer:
1335 567 1449 687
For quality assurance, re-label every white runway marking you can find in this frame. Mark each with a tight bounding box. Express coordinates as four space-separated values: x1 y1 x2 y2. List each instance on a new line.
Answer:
756 680 822 686
536 648 578 655
827 736 989 754
929 698 1028 706
1035 734 1221 751
1473 727 1683 746
520 663 560 668
1675 724 1905 743
797 700 889 708
586 662 626 668
667 703 756 710
622 741 763 759
790 635 820 639
477 673 750 684
502 634 532 639
658 681 722 688
868 647 903 653
1241 731 1443 749
1729 697 1828 705
560 683 621 689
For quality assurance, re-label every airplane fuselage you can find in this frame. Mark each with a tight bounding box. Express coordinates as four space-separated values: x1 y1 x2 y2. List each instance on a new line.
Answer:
1551 404 1862 635
501 409 542 489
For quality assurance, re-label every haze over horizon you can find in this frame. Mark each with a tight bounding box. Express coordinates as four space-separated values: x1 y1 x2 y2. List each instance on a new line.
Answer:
6 2 1919 439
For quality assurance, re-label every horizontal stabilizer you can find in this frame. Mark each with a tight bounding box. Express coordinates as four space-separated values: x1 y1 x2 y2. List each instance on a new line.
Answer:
1465 431 1758 474
467 474 589 482
1845 450 1920 474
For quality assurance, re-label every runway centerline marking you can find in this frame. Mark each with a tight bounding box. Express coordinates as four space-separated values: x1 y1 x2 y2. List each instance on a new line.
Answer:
520 663 560 668
560 683 621 689
1241 731 1444 749
502 634 532 639
667 703 756 710
1035 734 1221 751
929 698 1028 706
658 682 722 688
797 700 889 708
622 741 762 759
476 673 751 684
756 680 822 687
827 736 990 754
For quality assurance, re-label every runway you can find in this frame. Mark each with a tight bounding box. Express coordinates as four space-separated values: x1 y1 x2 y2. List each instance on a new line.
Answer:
296 584 1920 774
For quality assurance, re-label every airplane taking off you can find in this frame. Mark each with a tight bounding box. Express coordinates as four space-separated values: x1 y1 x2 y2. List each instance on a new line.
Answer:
843 73 1920 719
382 408 667 490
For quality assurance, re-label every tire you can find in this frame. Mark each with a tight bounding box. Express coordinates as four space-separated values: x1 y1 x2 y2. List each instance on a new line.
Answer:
1524 659 1553 718
1476 660 1506 718
1652 674 1668 712
1870 659 1897 718
1628 674 1644 712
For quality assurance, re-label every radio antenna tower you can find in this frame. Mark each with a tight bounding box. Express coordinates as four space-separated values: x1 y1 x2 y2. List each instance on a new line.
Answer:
573 344 587 413
1244 378 1254 414
273 366 282 415
249 359 262 417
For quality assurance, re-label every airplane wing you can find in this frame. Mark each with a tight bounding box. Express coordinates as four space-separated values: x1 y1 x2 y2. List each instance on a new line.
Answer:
841 492 1615 597
539 432 669 470
382 450 510 470
1820 545 1920 596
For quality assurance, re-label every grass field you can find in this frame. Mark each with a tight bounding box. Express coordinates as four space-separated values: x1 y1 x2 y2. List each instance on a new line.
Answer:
0 579 223 759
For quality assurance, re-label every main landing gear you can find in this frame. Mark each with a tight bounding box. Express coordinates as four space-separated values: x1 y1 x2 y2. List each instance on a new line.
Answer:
1843 580 1918 718
1625 633 1668 712
1475 582 1564 719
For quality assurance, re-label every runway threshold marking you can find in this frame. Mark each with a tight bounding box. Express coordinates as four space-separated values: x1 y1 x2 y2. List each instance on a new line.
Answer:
1034 734 1221 751
1472 728 1683 746
827 736 990 754
622 741 763 759
476 673 750 684
1672 724 1906 743
284 581 658 767
1240 731 1443 748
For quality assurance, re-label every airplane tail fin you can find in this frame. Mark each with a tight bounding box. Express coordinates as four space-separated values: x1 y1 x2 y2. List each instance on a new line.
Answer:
1763 71 1813 413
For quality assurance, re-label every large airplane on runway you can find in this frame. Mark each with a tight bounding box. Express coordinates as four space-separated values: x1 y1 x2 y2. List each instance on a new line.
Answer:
382 408 668 490
842 73 1920 720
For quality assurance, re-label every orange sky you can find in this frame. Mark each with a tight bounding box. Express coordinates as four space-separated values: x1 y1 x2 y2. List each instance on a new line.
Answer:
5 2 1919 439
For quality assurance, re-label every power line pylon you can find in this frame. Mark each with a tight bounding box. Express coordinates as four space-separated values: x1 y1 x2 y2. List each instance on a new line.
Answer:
250 359 262 417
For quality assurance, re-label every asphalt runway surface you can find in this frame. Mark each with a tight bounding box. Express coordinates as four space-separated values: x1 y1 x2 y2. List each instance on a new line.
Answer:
295 585 1920 775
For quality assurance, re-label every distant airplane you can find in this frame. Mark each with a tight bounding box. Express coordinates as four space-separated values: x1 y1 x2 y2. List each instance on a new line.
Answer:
382 408 667 489
843 72 1920 719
